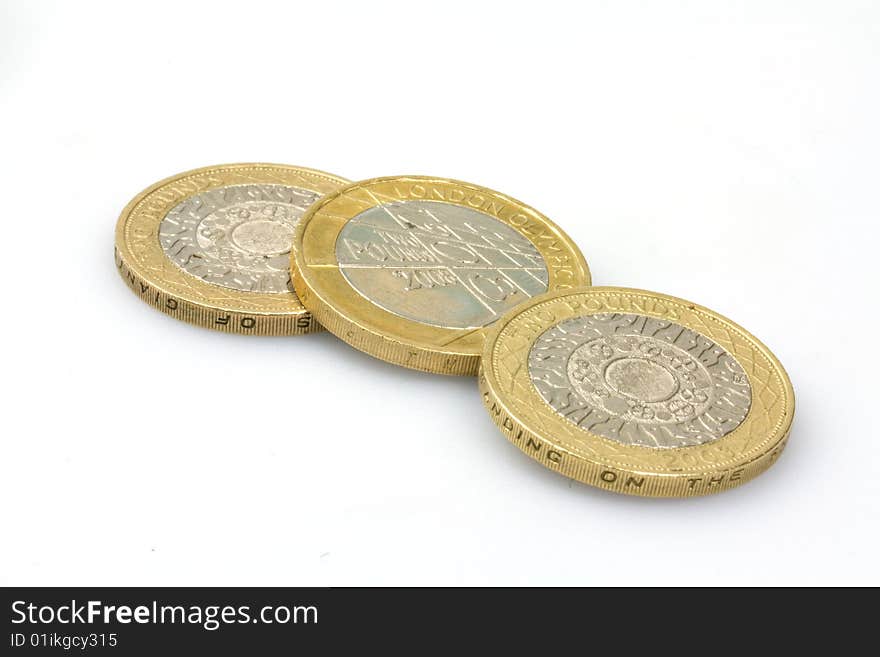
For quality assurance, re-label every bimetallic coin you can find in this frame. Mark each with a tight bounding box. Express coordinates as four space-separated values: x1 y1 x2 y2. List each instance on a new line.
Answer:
115 163 349 334
291 176 591 374
480 287 794 497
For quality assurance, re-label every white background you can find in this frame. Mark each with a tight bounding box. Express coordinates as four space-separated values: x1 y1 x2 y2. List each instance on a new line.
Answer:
2 0 878 586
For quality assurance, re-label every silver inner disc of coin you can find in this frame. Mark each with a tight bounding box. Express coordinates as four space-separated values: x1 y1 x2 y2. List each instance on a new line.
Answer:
159 183 320 293
336 200 549 329
527 313 752 448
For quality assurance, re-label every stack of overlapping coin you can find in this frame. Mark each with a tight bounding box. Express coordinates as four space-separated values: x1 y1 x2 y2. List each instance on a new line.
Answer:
115 163 794 497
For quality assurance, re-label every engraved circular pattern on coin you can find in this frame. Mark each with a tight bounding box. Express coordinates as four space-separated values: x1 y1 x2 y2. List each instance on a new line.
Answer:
115 163 349 335
479 287 795 497
160 184 321 294
337 200 549 329
528 313 751 448
291 176 591 375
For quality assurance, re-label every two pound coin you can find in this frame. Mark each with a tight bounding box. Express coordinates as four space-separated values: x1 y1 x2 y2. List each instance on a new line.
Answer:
115 163 349 334
291 176 591 374
479 287 795 497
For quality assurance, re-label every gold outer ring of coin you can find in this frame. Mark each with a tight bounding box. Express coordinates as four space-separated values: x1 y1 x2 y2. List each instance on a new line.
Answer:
114 163 349 335
291 175 592 375
479 287 795 497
